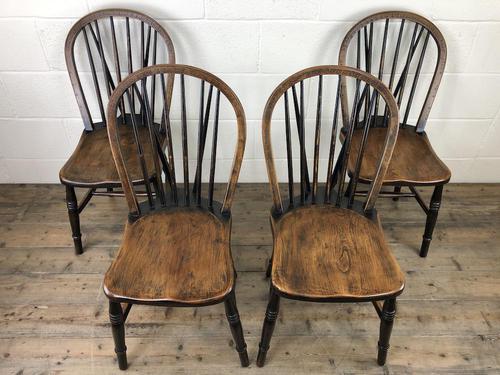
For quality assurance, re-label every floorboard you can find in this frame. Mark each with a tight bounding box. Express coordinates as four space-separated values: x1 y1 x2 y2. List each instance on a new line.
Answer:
0 183 499 374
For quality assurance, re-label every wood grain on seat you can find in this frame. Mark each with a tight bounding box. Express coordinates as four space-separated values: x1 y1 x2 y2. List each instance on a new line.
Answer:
59 125 157 187
271 205 404 301
349 126 451 186
104 207 234 305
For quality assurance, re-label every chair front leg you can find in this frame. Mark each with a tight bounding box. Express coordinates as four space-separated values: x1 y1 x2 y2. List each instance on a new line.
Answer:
420 185 443 257
257 289 280 367
65 185 83 255
377 298 396 366
109 301 128 370
224 290 249 367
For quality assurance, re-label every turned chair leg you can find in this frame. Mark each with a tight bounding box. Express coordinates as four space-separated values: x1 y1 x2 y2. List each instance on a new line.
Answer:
65 185 83 255
420 185 443 257
257 290 280 367
377 298 396 366
393 186 401 201
109 301 128 370
224 291 249 367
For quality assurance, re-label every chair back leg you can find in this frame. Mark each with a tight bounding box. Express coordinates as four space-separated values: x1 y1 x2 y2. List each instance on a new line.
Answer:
224 291 249 367
109 301 128 370
377 298 397 365
257 289 280 367
65 185 83 254
392 186 402 201
420 185 443 257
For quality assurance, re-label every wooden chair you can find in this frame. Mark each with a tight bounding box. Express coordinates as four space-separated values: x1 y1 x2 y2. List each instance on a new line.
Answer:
339 11 450 257
258 65 405 367
60 9 175 254
104 64 248 370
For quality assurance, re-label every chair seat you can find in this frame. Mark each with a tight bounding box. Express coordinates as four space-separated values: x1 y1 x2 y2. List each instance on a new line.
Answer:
271 205 404 301
104 207 234 305
348 126 451 185
59 124 157 187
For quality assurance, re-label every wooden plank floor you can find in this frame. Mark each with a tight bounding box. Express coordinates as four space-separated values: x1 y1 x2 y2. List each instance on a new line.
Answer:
0 183 499 374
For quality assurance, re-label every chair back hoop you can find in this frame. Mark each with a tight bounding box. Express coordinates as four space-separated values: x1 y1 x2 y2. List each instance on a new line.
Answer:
107 64 246 219
339 11 446 132
65 8 176 131
262 65 399 215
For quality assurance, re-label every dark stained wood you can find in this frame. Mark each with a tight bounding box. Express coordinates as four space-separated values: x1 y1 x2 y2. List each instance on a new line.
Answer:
348 126 451 186
262 65 399 215
420 185 444 257
259 65 402 367
346 124 449 257
270 205 404 301
339 11 449 257
103 64 248 368
61 9 176 255
339 11 447 133
65 9 176 131
224 291 250 367
283 91 294 205
208 90 221 208
107 64 247 216
256 290 280 367
312 75 323 203
64 185 82 254
181 74 190 205
59 119 157 188
377 298 396 365
104 208 234 305
109 301 127 370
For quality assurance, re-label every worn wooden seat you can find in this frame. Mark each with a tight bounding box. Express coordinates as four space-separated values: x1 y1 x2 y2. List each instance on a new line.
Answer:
339 11 450 257
60 122 157 187
104 208 233 304
257 66 403 368
349 126 451 186
271 205 404 301
104 65 249 370
61 9 175 254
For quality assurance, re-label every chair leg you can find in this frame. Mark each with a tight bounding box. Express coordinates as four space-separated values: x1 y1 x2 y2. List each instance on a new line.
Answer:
420 185 443 257
109 301 128 370
392 186 401 201
344 177 353 197
224 291 249 367
257 290 280 367
377 298 396 366
265 255 273 278
65 185 83 255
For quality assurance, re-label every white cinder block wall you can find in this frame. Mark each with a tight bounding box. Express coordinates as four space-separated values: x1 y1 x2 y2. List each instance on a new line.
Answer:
0 0 499 183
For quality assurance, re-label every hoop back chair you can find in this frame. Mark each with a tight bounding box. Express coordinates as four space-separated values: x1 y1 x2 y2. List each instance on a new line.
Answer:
104 64 248 370
258 65 404 367
59 9 175 254
339 11 451 257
